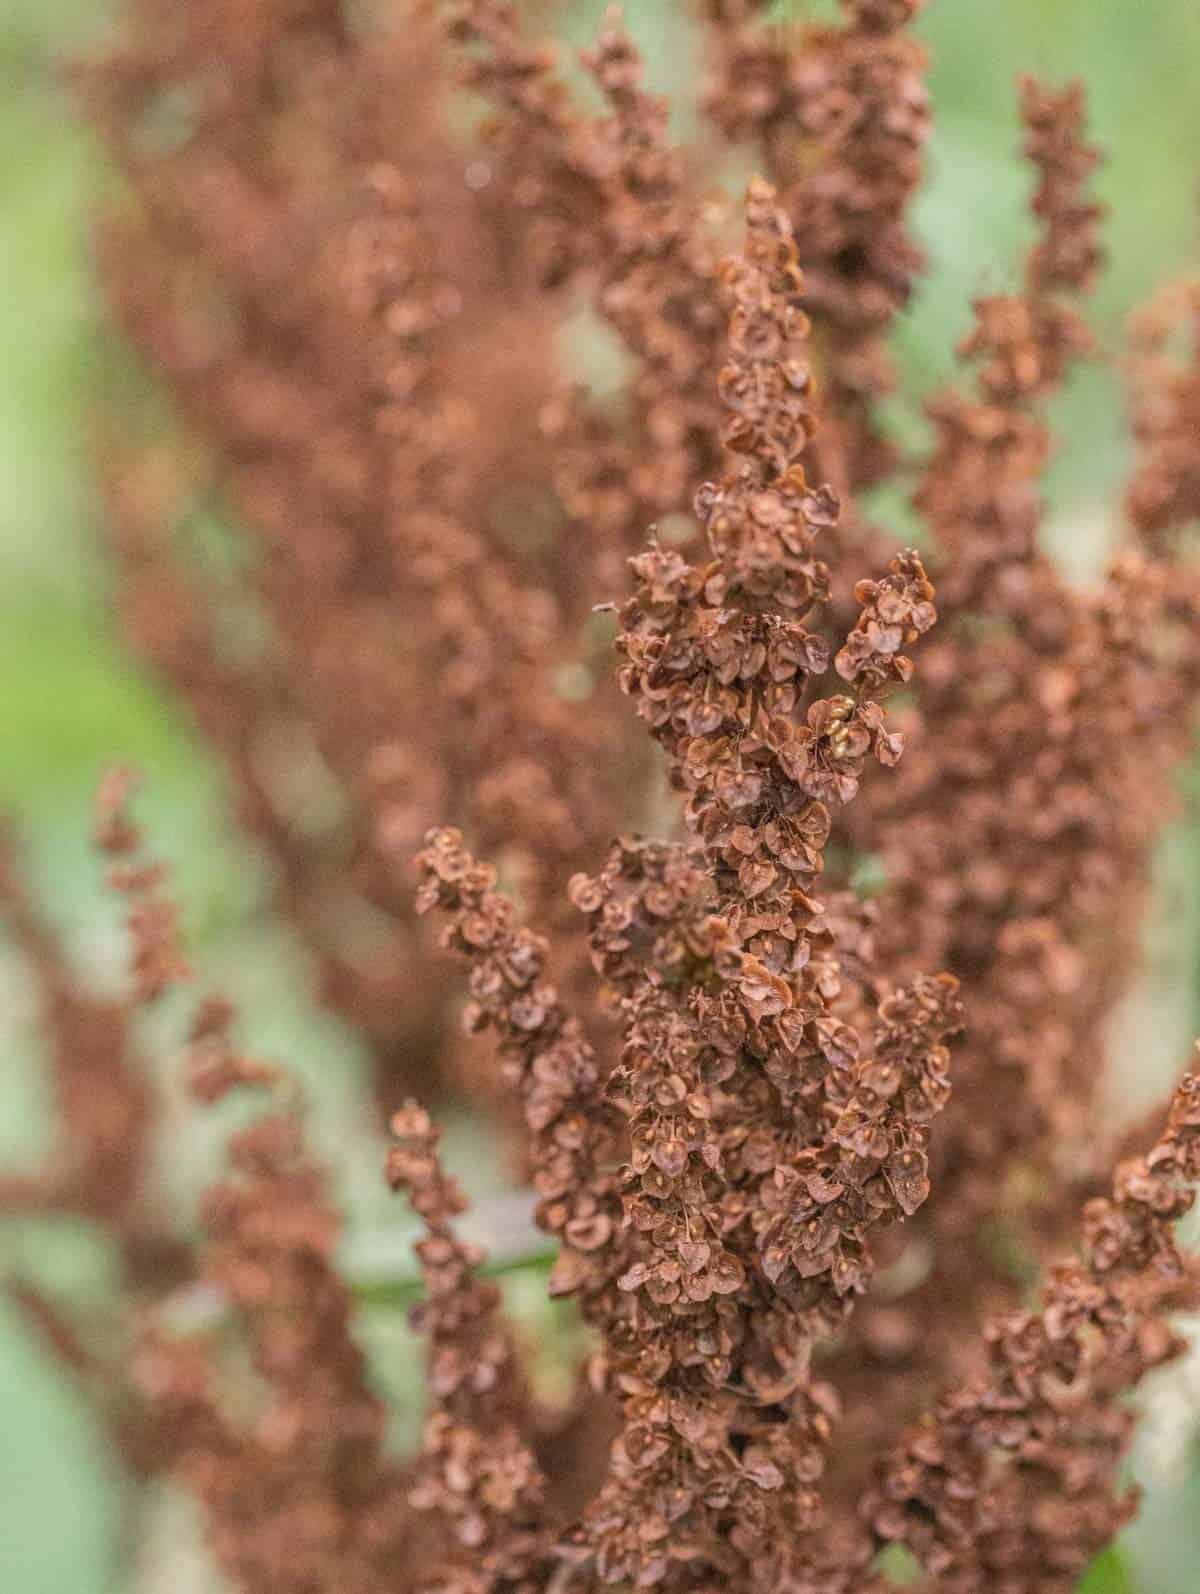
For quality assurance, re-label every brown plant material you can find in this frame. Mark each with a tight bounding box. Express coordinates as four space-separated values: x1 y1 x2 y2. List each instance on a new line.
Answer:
133 993 414 1594
0 820 185 1482
95 765 191 1003
387 1102 549 1589
907 76 1102 621
841 80 1108 1197
703 0 930 497
0 773 190 1379
1126 273 1200 552
617 178 935 826
419 181 959 1593
0 822 153 1233
415 826 627 1325
825 77 1200 1488
0 780 182 1479
446 1 730 601
1121 270 1200 725
3 9 1200 1594
82 0 631 1117
867 1070 1200 1593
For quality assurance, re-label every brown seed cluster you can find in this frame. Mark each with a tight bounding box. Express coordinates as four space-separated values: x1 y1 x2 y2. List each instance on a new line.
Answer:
867 1070 1200 1593
414 826 627 1323
445 0 730 599
703 0 930 496
1126 274 1200 551
0 773 191 1454
0 820 152 1234
914 78 1101 610
418 188 957 1589
132 999 412 1594
80 0 634 1116
3 5 1200 1594
387 1101 548 1589
828 77 1200 1435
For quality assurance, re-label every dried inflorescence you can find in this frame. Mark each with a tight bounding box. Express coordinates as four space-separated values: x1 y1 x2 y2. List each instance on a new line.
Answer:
1126 273 1200 552
414 825 627 1323
133 996 413 1594
4 6 1200 1594
387 1102 548 1589
0 820 154 1235
617 178 935 833
868 1070 1200 1592
445 0 731 606
82 0 635 1114
828 78 1200 1420
7 777 412 1587
703 0 931 496
0 770 191 1436
95 765 191 1004
418 185 960 1591
911 78 1101 611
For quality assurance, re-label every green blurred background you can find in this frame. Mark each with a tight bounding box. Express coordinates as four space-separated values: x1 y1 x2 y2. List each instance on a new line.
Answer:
2 1 1200 1589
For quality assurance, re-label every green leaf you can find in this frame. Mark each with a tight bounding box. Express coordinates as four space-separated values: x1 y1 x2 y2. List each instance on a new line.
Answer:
1077 1546 1133 1594
874 1543 921 1587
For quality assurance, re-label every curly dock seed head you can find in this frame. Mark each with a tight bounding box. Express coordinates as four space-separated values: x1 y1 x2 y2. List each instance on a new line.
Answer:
2 5 1198 1594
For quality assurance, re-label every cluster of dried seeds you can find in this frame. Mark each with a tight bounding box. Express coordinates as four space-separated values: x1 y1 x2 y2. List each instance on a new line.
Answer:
1 5 1199 1593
